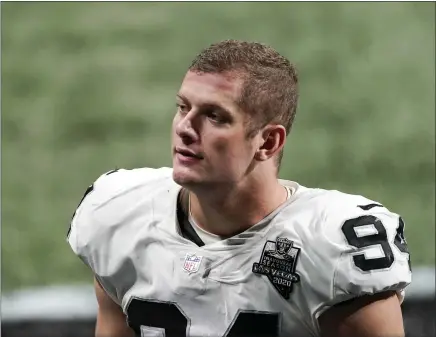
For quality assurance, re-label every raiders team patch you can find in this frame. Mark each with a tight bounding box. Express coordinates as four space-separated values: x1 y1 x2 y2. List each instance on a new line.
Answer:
252 237 301 299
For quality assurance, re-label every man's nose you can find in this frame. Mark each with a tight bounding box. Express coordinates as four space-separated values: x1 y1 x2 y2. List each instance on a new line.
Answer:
175 112 199 143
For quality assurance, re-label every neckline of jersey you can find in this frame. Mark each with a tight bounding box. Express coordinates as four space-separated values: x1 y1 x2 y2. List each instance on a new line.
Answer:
166 180 302 253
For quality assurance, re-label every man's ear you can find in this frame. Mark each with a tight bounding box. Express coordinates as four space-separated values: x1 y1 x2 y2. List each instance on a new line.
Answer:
254 124 286 161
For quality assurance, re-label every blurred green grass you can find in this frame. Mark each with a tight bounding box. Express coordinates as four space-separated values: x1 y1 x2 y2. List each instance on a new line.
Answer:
2 2 434 291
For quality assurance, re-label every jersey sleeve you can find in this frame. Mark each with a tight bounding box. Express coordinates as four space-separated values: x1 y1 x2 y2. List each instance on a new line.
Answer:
313 193 412 320
67 169 122 304
67 167 174 305
67 169 115 257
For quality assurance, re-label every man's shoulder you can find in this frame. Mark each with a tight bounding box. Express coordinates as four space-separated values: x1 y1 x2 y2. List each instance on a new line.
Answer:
282 182 404 256
68 167 177 239
76 166 173 207
67 166 179 266
92 166 174 194
282 181 392 223
277 182 411 320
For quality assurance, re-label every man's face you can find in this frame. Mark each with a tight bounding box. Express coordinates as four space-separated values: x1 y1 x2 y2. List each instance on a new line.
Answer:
172 71 260 188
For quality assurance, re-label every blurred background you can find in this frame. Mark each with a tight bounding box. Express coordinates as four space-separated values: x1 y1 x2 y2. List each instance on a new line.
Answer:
2 2 435 337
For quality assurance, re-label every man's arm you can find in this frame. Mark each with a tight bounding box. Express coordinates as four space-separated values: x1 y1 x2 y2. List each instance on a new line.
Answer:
318 290 405 337
94 277 135 337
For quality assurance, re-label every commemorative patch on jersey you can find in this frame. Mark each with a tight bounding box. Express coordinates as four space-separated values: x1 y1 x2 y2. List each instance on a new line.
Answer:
252 237 301 299
183 253 203 274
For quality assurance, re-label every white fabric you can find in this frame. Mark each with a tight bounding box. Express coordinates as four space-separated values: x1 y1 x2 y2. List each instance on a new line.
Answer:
68 167 411 337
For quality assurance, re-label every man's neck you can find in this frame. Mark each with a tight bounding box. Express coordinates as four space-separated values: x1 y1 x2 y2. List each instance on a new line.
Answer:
188 177 288 238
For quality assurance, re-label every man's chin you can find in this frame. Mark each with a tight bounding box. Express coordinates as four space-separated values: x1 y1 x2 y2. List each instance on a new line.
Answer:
172 167 201 187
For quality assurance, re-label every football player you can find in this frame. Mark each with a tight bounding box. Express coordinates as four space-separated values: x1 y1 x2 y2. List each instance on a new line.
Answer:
68 40 412 337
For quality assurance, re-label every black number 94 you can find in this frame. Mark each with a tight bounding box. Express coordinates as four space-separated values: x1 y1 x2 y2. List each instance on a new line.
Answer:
342 215 411 272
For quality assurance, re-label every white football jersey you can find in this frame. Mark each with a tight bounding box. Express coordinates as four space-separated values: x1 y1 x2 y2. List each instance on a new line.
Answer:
68 167 412 337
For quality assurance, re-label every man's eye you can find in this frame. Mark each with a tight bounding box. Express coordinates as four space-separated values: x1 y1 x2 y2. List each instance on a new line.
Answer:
176 103 188 114
208 111 219 120
206 110 225 123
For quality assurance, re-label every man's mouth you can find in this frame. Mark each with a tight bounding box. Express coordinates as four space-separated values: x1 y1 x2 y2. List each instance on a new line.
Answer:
175 147 203 159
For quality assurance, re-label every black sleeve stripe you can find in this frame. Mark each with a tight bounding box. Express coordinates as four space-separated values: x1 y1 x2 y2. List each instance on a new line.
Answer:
357 203 384 211
67 169 120 239
67 184 94 239
105 168 119 176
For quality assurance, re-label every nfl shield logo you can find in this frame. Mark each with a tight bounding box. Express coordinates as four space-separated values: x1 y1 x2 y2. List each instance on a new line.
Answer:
183 253 203 274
